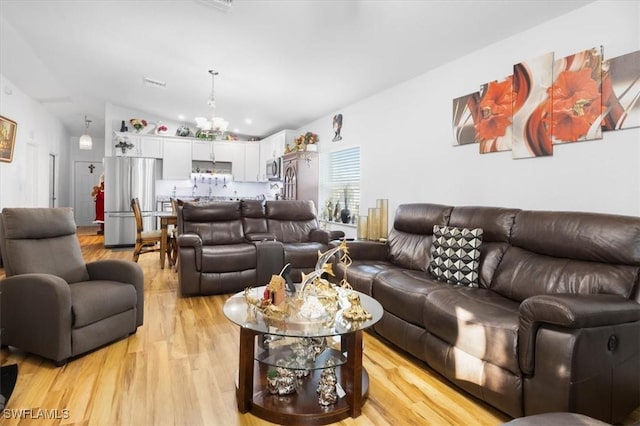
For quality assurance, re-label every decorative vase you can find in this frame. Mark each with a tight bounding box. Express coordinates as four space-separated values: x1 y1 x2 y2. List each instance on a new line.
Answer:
176 125 190 137
119 120 126 132
305 144 317 152
340 208 351 224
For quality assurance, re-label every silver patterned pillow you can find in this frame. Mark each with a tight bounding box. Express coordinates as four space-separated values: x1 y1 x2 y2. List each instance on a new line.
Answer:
429 225 483 287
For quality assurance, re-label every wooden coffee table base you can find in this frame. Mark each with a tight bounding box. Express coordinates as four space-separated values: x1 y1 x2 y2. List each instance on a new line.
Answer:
236 327 370 425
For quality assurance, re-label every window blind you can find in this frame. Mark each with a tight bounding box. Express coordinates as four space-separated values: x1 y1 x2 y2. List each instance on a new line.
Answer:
328 147 360 221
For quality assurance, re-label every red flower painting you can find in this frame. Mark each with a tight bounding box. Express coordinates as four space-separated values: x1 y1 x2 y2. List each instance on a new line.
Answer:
475 77 513 141
547 68 601 142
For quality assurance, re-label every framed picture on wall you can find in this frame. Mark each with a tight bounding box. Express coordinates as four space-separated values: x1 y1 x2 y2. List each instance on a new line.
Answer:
0 115 17 163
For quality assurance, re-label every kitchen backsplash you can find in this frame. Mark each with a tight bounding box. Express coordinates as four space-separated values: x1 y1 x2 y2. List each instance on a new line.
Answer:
156 176 281 201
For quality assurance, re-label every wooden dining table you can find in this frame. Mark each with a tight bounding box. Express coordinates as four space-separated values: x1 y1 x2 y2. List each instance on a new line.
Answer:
156 212 177 269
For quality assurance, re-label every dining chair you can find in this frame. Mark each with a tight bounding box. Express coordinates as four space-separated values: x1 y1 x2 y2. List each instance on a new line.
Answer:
168 198 180 269
131 198 173 263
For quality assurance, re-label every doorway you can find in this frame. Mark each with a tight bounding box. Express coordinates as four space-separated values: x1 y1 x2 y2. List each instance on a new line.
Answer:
74 161 103 226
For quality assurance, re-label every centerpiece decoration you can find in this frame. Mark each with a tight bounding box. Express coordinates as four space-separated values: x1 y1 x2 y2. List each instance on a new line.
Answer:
243 239 372 406
243 239 371 329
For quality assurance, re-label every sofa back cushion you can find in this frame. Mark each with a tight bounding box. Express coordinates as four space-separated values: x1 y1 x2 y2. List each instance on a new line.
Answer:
387 203 452 271
448 206 520 288
241 200 268 235
265 200 318 243
180 201 245 245
491 210 640 302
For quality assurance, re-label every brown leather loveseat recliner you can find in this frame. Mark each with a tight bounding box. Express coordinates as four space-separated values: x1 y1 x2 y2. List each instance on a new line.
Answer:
176 200 344 296
330 203 640 423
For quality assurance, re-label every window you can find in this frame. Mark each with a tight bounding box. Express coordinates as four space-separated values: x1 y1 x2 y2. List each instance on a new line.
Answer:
326 147 360 223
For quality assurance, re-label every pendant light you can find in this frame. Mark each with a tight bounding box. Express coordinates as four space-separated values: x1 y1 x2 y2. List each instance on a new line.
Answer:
79 115 92 150
195 70 229 139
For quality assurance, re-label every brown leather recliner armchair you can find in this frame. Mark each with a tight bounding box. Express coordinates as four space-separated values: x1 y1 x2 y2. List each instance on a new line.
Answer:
0 207 144 365
177 201 262 296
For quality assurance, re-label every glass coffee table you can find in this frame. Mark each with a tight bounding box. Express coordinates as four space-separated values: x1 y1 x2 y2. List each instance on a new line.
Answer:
223 285 383 425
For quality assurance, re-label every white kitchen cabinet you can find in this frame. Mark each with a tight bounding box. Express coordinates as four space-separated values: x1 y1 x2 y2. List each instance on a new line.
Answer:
114 133 141 157
162 138 192 180
259 129 295 181
213 141 236 162
113 133 163 158
139 136 163 158
192 140 215 161
244 142 261 182
231 143 245 181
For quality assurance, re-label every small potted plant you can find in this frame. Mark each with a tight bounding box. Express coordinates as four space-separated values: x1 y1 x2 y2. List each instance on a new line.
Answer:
266 369 279 394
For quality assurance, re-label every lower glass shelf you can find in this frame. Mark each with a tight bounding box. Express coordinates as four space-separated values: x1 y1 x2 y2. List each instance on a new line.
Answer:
255 335 347 370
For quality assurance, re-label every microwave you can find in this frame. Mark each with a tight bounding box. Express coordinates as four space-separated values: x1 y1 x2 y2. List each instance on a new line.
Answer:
266 158 281 180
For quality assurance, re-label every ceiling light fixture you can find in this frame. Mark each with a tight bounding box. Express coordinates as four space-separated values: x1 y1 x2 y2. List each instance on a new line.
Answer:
79 115 92 150
195 69 229 139
194 0 233 13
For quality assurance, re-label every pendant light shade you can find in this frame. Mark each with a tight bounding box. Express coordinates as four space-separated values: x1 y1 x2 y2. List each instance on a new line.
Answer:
79 115 92 150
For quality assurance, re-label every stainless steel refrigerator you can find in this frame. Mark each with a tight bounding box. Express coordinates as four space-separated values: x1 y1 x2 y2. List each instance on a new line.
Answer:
103 157 161 247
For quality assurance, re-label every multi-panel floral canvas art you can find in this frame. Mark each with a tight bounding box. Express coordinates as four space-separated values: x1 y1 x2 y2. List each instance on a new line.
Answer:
452 46 636 159
602 50 640 131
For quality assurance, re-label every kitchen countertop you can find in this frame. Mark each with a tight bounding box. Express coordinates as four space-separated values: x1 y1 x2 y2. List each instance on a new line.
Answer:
156 195 266 202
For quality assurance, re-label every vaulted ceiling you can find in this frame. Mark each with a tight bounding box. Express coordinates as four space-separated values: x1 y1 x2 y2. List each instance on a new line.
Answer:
0 0 593 140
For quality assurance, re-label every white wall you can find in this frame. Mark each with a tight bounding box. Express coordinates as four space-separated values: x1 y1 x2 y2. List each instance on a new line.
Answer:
0 74 71 209
305 0 640 220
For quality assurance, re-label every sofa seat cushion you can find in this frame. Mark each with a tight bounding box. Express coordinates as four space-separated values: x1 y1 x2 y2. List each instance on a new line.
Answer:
335 259 404 295
423 287 520 374
70 280 137 328
283 242 327 269
373 269 445 326
201 244 256 273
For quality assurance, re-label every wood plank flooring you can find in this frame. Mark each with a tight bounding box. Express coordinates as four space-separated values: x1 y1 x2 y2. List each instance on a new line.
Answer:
1 228 639 425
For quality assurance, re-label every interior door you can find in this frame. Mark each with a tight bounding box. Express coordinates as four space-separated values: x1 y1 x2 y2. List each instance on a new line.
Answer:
74 161 103 226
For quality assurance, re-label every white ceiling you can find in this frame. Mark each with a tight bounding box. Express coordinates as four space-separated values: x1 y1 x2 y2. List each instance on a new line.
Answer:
0 0 593 140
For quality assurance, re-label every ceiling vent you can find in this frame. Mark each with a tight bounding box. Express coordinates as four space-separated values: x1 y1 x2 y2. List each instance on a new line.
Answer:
142 77 167 89
194 0 233 12
37 96 73 104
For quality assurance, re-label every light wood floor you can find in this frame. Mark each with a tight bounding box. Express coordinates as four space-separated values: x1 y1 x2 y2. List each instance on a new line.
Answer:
1 228 639 426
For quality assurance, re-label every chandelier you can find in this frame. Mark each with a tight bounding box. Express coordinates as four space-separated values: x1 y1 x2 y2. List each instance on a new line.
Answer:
195 69 229 139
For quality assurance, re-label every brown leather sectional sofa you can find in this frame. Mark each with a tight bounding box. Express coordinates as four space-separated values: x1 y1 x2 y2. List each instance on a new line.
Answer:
176 199 343 296
330 203 640 423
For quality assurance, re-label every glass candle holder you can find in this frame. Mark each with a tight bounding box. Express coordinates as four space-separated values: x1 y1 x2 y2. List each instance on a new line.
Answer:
376 199 388 239
368 207 380 241
357 215 368 240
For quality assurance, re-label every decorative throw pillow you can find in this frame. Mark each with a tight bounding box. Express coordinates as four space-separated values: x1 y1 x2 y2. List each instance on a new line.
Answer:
429 225 483 287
